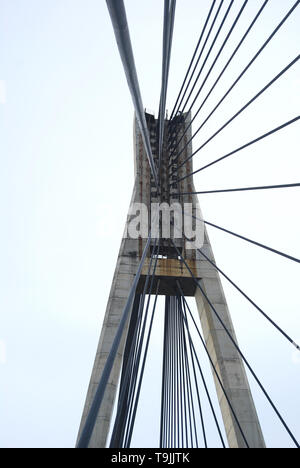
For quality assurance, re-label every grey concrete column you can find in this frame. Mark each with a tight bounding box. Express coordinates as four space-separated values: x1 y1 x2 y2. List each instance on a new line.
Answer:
194 230 265 448
76 234 140 447
77 110 266 448
76 114 151 448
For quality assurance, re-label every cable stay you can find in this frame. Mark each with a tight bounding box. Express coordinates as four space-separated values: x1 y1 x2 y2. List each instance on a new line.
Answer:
106 0 159 189
167 0 270 156
171 240 300 448
176 116 299 183
169 0 225 126
169 54 300 177
194 247 300 351
178 0 236 117
175 182 300 196
169 0 218 121
158 0 176 170
168 0 300 166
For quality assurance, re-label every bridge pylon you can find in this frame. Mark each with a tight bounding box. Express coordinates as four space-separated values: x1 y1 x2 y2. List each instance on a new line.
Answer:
77 111 265 448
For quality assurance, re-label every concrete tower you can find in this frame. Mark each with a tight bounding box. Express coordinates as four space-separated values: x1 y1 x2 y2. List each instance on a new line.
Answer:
77 112 265 448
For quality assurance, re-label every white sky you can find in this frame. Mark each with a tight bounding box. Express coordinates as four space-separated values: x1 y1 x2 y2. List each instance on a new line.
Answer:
0 0 299 448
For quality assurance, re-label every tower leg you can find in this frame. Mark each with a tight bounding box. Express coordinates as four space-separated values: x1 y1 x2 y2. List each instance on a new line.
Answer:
76 237 140 448
195 233 265 448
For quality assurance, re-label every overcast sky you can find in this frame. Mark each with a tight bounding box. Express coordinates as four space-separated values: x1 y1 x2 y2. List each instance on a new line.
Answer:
0 0 299 448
